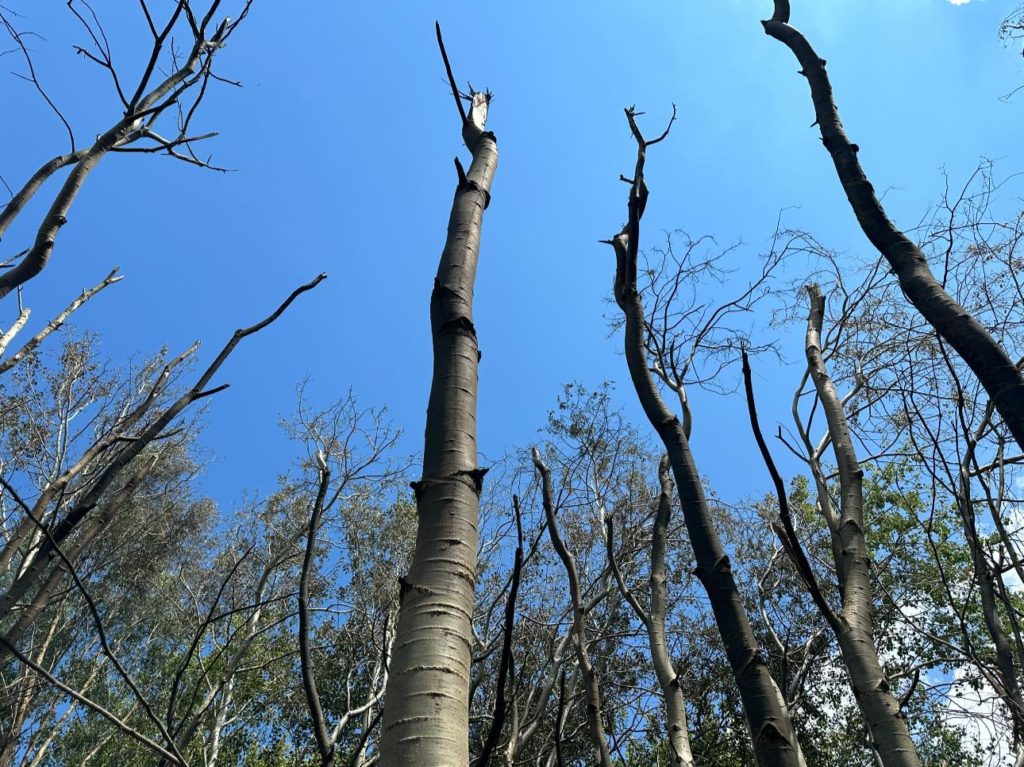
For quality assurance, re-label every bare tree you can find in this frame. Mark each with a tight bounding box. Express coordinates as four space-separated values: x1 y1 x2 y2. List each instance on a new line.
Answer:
763 1 1024 455
744 286 923 767
290 392 400 767
378 25 498 767
0 1 250 300
605 105 805 766
531 448 614 767
788 165 1024 763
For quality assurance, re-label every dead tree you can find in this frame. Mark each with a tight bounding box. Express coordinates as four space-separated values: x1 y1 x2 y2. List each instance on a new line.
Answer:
763 1 1024 454
291 394 399 767
378 25 498 767
0 2 250 301
744 286 923 767
605 105 805 766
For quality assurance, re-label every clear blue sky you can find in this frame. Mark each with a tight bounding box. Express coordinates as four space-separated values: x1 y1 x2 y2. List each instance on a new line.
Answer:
3 0 1023 508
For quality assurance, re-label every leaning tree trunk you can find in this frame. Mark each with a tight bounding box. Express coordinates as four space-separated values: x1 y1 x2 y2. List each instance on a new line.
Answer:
804 285 923 767
378 42 498 767
607 107 805 767
763 1 1024 453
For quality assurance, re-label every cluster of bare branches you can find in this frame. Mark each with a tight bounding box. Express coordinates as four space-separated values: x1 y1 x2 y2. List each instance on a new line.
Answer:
0 0 252 307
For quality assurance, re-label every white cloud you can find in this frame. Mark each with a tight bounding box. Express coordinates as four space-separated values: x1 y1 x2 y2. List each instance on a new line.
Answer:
947 0 972 4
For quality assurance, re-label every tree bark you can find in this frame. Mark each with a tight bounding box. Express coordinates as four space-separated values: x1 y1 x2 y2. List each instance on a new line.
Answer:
763 1 1024 453
378 38 497 765
607 107 805 766
804 285 922 767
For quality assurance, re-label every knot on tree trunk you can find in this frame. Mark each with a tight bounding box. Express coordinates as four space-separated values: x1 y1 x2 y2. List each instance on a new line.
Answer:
654 414 681 439
440 315 478 342
755 721 791 745
397 575 435 605
410 467 488 501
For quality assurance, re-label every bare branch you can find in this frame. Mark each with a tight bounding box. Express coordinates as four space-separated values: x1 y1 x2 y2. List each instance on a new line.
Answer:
0 267 123 375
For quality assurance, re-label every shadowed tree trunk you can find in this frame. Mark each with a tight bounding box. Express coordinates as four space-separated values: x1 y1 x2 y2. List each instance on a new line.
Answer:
378 26 498 767
606 106 805 767
763 0 1024 453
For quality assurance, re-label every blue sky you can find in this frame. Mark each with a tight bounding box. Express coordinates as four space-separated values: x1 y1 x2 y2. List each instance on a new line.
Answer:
3 0 1023 508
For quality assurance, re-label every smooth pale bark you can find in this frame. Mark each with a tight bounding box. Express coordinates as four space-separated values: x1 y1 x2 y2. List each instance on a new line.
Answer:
804 285 922 767
763 1 1024 453
608 109 805 766
205 675 234 767
533 449 614 767
607 457 695 767
378 87 497 767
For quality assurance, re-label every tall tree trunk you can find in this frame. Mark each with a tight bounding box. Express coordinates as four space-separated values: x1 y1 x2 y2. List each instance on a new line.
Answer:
607 107 805 767
804 285 922 767
763 1 1024 452
378 36 497 766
